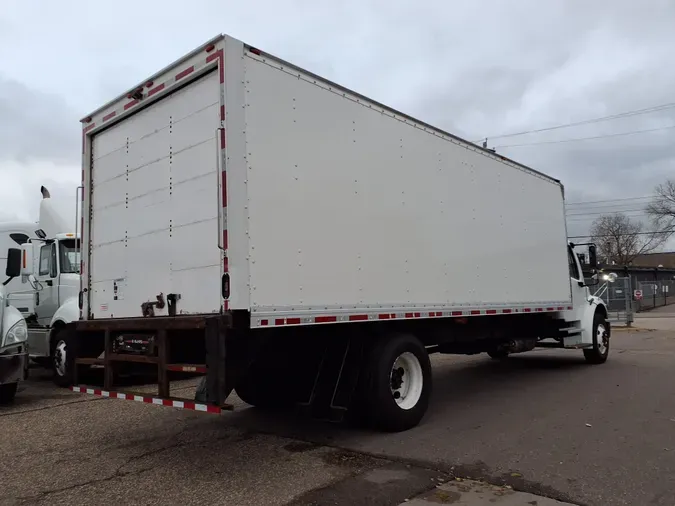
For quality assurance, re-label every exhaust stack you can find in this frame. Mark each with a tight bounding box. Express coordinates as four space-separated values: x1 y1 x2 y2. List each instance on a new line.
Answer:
36 186 69 239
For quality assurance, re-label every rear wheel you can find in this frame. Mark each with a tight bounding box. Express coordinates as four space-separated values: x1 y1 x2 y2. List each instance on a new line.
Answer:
0 382 18 405
233 342 297 410
361 333 432 432
234 368 294 410
584 313 610 364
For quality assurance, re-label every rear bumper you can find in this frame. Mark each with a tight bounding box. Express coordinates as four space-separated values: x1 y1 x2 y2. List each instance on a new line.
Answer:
70 386 225 413
0 347 29 385
71 314 235 408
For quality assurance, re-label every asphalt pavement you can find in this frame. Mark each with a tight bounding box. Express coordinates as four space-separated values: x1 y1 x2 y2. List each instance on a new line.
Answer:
1 329 674 506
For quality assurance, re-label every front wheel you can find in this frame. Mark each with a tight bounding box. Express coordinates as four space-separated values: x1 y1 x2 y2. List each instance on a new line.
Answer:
53 329 78 387
0 382 18 405
583 313 610 364
361 333 432 432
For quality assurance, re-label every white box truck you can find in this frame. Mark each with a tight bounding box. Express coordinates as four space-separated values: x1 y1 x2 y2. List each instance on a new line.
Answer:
38 34 609 431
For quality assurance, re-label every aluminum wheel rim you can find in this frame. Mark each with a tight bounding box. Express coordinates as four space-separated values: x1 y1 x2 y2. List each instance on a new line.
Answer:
597 324 608 355
54 340 67 377
390 352 423 410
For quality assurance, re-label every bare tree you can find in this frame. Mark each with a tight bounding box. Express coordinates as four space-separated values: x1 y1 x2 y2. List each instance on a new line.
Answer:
647 179 675 232
589 213 668 265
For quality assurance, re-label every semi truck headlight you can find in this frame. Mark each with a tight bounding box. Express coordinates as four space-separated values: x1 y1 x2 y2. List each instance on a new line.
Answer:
4 319 28 346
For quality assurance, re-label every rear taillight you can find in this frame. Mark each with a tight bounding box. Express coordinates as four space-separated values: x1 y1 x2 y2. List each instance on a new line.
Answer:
221 274 230 299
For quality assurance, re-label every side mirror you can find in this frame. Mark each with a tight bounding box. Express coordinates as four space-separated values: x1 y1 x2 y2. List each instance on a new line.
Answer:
588 245 598 269
5 248 21 277
28 274 44 291
21 243 34 276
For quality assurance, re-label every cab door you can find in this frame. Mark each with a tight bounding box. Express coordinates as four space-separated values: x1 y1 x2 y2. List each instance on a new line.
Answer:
568 247 588 308
35 242 59 326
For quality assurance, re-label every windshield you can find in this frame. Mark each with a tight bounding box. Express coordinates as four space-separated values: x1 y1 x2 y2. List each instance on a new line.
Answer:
59 239 81 274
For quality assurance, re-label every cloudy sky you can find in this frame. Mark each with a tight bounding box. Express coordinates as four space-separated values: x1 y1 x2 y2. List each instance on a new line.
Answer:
2 0 675 240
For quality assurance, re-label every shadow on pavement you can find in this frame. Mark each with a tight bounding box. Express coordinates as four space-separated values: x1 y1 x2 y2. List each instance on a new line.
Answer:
217 351 592 441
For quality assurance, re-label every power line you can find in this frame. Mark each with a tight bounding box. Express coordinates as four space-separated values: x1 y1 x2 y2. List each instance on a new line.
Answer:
477 101 675 141
568 230 674 239
567 217 650 224
566 214 651 224
566 208 649 217
494 124 675 149
566 204 653 212
565 195 653 206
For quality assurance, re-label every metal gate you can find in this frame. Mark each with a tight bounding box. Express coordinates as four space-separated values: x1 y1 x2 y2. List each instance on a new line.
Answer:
594 276 633 325
635 280 675 312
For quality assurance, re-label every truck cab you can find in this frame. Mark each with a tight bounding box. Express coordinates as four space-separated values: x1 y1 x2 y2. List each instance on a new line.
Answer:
0 221 36 316
0 275 29 404
30 234 80 327
17 234 80 371
3 187 80 376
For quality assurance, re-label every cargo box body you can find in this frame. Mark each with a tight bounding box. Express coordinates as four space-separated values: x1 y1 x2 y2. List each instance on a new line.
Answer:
80 35 571 325
70 34 611 433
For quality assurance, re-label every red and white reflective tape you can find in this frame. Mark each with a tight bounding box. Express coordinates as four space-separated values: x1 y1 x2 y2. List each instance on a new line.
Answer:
70 386 221 414
166 364 207 374
255 305 575 327
82 46 224 128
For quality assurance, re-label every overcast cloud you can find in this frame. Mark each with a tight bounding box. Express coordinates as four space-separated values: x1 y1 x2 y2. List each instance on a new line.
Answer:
1 0 675 240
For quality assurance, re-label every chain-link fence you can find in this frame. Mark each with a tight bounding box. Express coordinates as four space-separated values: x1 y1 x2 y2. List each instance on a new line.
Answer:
634 280 675 312
594 276 634 325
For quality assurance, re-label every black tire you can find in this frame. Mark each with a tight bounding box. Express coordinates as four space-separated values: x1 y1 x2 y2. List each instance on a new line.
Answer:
53 329 78 387
234 369 291 410
361 333 432 432
234 375 270 408
584 313 610 364
233 342 297 410
487 349 509 359
0 382 18 405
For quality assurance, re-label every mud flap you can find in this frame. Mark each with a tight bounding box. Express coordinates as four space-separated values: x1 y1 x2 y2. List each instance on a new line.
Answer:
195 317 233 404
194 376 209 403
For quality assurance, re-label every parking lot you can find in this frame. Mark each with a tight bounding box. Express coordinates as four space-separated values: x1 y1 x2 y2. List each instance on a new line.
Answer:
2 329 675 506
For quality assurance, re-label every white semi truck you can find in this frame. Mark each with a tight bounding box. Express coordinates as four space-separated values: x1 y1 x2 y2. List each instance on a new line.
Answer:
39 34 608 431
3 187 80 376
0 273 28 404
0 220 36 315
